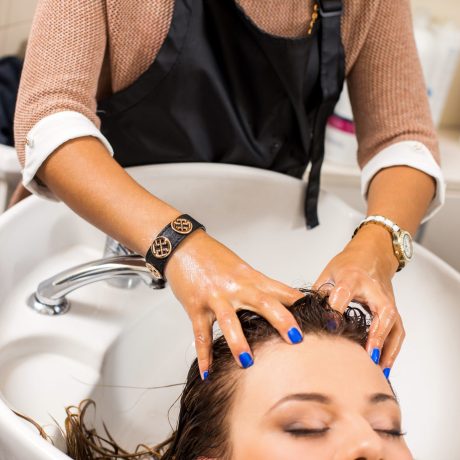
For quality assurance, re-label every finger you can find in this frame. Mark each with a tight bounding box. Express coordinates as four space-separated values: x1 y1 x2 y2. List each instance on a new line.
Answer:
213 301 254 369
263 278 304 306
379 315 405 379
244 292 304 345
312 271 335 292
366 303 398 365
327 284 353 314
192 313 214 380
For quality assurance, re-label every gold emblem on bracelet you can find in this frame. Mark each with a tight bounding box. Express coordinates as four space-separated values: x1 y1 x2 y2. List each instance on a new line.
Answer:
146 263 163 279
152 236 172 258
172 217 193 234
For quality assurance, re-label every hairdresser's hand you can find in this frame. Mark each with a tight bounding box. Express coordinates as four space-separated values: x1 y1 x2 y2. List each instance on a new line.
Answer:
313 224 403 377
164 229 305 379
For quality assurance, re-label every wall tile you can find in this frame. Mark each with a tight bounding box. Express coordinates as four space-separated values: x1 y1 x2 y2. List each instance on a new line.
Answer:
7 0 37 25
2 21 31 56
0 0 10 28
0 28 6 56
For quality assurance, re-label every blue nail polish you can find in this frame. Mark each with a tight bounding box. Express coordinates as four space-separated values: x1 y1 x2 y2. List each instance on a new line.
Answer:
383 368 391 379
203 370 209 380
371 348 380 364
239 352 254 369
288 327 303 344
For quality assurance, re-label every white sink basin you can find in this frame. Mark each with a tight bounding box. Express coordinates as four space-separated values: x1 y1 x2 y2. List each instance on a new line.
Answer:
0 163 459 459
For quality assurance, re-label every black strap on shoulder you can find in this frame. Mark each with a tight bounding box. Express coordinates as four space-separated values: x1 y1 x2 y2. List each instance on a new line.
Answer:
317 0 344 103
304 0 345 229
318 0 342 14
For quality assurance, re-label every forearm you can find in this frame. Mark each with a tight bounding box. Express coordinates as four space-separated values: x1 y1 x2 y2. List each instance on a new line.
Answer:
37 140 306 379
366 165 436 235
37 137 181 255
348 165 436 277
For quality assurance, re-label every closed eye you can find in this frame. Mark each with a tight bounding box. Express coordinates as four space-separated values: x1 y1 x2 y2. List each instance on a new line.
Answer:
284 427 405 439
375 429 406 438
284 427 329 438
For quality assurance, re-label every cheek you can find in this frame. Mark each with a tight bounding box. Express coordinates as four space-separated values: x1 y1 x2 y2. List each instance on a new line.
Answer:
230 429 336 460
384 440 413 459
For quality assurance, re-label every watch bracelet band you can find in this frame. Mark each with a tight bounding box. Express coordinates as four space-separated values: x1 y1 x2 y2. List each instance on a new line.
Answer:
352 215 400 240
351 215 407 272
145 214 206 282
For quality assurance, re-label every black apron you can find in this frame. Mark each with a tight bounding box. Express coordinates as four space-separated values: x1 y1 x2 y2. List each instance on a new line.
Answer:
98 0 345 229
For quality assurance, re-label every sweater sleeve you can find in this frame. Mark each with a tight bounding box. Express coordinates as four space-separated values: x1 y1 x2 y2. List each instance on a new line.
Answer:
346 0 445 221
14 0 111 198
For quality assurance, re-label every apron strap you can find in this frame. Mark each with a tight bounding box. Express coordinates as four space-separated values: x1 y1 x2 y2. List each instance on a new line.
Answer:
304 0 345 229
317 0 344 102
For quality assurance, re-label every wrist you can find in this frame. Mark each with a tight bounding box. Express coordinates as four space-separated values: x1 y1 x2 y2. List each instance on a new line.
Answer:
347 223 399 277
138 209 182 255
164 228 208 275
144 214 207 282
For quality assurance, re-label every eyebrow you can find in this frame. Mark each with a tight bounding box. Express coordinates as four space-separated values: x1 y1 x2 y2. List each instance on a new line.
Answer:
369 393 399 405
267 392 399 413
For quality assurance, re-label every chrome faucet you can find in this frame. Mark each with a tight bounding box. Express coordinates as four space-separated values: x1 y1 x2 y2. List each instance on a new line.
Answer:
103 237 143 289
28 238 164 316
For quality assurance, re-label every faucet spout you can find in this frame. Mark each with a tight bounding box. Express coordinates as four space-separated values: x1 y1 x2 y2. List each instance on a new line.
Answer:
28 255 163 316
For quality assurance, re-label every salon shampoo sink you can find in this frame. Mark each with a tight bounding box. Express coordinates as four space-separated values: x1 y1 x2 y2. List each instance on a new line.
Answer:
0 163 459 459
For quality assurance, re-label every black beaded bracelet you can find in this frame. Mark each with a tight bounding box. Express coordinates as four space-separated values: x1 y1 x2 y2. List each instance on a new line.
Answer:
145 214 206 282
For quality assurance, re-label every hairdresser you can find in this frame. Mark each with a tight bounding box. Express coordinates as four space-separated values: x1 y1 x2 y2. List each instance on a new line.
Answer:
12 0 444 379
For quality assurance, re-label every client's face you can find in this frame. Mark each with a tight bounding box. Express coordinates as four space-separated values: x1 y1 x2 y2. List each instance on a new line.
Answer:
228 335 412 459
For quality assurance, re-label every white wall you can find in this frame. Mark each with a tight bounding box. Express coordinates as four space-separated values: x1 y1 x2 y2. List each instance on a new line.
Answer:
0 0 459 128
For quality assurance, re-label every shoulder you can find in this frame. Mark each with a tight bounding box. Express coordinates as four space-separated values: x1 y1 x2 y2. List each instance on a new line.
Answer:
341 0 412 72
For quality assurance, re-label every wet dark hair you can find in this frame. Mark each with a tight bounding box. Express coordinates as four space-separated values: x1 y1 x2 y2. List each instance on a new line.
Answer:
160 288 370 460
52 288 370 459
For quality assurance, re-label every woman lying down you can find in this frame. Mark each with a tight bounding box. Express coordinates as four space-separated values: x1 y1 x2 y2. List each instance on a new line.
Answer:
41 289 413 459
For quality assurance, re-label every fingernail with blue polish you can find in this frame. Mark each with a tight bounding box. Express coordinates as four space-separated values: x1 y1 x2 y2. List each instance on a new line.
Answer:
288 327 303 344
371 348 380 364
383 368 391 379
203 370 209 381
326 318 337 332
239 352 254 369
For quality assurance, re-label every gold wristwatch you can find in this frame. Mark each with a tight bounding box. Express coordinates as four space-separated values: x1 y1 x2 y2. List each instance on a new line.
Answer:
352 215 414 272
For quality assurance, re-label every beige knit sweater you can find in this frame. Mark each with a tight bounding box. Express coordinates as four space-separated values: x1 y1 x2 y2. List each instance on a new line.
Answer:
14 0 440 172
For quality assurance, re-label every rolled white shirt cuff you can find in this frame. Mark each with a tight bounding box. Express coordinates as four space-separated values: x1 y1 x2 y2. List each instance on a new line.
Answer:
361 140 446 224
22 110 114 200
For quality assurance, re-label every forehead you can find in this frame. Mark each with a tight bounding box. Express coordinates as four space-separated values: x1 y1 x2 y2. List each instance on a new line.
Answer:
233 335 390 410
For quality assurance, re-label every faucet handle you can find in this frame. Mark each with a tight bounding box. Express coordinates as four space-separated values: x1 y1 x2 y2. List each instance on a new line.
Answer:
104 237 135 257
103 237 140 288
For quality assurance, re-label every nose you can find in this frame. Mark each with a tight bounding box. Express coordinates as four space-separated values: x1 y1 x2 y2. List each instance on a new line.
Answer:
334 416 385 460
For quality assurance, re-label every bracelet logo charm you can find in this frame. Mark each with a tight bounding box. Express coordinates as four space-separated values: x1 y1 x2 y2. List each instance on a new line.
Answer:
146 263 163 280
172 217 193 234
145 214 206 283
151 236 172 258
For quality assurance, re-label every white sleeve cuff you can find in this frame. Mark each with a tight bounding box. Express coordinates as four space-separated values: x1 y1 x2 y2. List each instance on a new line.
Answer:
361 141 446 224
22 111 114 200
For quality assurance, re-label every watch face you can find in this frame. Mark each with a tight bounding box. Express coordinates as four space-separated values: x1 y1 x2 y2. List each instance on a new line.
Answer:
402 233 413 259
